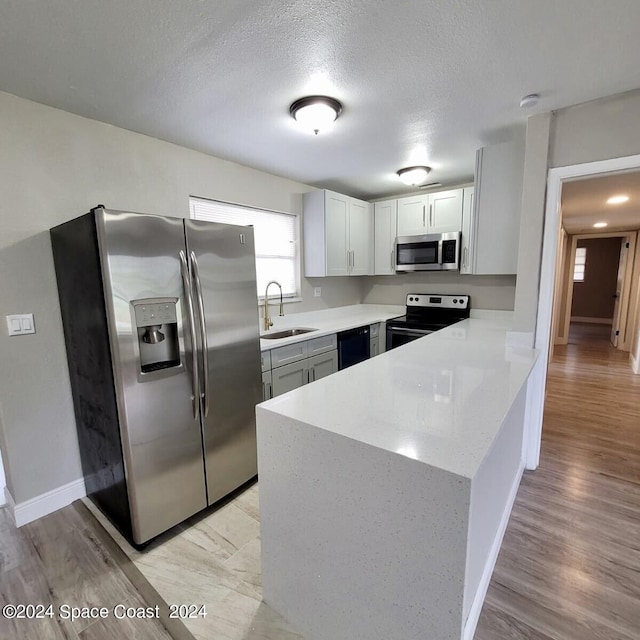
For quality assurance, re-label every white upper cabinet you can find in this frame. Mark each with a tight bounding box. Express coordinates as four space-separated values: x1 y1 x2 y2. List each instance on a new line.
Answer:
304 190 373 277
465 140 525 275
460 187 474 275
396 190 463 236
373 199 397 275
396 195 427 236
348 198 372 276
428 190 464 234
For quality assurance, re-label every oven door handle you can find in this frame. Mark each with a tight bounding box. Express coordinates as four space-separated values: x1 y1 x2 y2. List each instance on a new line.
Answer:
388 326 434 336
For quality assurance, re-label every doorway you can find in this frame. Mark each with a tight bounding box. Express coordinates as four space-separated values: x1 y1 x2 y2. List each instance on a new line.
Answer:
527 155 640 470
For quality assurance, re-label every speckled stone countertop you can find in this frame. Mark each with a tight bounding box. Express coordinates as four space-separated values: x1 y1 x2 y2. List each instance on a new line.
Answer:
259 312 538 480
259 303 405 351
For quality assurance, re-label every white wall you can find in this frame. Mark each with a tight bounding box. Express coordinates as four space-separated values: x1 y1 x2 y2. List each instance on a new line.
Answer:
514 89 640 337
362 273 516 310
0 91 363 505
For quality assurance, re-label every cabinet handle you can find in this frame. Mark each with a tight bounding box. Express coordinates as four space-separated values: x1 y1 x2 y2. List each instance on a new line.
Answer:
267 382 272 399
390 250 394 271
429 204 433 227
422 205 426 227
463 247 468 268
352 251 356 268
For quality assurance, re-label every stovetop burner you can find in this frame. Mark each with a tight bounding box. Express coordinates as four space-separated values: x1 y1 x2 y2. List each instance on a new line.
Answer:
387 293 471 330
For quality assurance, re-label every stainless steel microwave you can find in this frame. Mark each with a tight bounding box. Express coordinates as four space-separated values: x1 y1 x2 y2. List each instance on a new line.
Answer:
395 231 461 272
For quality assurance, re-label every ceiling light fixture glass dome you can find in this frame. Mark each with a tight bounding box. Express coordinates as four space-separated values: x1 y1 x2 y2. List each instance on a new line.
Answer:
289 96 343 135
397 166 431 186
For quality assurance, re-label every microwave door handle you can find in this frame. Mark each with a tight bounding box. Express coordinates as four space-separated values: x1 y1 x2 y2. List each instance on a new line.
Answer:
179 251 200 421
190 251 210 418
438 239 444 266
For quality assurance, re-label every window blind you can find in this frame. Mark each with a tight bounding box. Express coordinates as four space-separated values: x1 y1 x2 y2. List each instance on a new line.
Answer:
573 247 587 282
189 197 299 297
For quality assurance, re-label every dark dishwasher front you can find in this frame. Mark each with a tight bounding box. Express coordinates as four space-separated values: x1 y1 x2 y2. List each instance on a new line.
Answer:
337 326 370 370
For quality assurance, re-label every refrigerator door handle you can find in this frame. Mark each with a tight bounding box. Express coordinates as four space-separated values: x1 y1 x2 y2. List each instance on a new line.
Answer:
179 250 200 421
190 251 210 418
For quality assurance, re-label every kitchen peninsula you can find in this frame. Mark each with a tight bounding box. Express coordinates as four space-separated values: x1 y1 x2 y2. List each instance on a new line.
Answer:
256 313 538 640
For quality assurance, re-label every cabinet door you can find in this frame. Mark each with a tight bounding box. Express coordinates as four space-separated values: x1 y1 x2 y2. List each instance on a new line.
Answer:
325 191 349 276
262 371 273 401
308 350 338 382
348 198 373 275
374 200 397 275
397 195 427 236
473 140 524 274
370 336 380 358
460 187 474 274
271 361 308 397
427 189 463 233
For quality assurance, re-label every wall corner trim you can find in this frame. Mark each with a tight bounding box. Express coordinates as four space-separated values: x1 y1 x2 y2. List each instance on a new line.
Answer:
9 478 86 527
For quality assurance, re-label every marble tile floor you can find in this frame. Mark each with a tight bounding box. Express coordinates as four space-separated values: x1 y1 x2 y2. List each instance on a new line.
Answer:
83 481 303 640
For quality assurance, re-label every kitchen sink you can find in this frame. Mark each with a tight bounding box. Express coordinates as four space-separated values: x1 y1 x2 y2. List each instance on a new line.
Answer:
261 328 317 340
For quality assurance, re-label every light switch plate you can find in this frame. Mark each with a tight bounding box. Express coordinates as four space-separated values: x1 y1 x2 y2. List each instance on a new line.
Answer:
6 314 35 336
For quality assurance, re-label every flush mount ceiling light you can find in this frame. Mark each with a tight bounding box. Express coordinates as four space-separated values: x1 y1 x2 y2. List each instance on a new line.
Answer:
593 222 608 228
397 166 432 186
289 96 342 135
606 194 629 205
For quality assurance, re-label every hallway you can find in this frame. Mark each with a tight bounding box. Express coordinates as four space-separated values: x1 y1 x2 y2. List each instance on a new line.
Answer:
475 322 640 639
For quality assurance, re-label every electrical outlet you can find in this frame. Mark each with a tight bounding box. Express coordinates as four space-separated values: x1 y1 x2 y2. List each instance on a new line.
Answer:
314 287 322 297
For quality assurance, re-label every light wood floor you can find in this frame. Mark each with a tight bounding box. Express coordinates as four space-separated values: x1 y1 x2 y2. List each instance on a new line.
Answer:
475 323 640 639
0 501 185 640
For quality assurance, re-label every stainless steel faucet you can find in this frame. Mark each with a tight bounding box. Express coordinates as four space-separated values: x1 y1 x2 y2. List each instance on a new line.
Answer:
263 280 284 331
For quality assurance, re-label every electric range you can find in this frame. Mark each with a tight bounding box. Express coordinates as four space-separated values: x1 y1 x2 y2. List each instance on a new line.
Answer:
385 293 471 350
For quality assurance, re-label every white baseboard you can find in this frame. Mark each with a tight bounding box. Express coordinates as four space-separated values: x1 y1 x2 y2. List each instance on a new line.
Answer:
4 487 16 523
631 352 639 374
570 316 612 325
463 460 525 640
8 478 86 527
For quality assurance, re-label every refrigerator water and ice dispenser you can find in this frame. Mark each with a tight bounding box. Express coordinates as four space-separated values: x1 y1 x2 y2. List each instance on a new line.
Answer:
132 298 180 374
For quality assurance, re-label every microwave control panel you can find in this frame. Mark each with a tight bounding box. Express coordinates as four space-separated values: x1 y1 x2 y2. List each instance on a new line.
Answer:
442 239 458 264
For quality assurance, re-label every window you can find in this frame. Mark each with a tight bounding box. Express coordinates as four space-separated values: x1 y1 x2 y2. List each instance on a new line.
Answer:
189 197 299 299
573 247 587 282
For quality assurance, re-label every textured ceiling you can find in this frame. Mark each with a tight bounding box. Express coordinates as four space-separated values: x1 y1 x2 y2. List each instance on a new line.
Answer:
561 172 640 234
2 1 640 199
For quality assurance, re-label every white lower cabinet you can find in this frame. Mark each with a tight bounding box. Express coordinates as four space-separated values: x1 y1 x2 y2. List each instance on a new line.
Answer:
308 350 338 382
262 371 273 401
271 360 309 397
263 328 380 400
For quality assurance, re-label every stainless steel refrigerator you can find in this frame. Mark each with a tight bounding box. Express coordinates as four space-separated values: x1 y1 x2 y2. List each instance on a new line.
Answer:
51 206 262 545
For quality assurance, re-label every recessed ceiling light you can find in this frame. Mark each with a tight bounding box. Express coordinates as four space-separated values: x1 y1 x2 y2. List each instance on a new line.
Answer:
289 96 342 135
606 194 629 205
397 166 431 186
593 222 608 228
519 94 539 108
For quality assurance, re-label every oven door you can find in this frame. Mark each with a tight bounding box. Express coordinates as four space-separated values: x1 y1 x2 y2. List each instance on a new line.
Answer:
385 325 434 350
395 234 441 272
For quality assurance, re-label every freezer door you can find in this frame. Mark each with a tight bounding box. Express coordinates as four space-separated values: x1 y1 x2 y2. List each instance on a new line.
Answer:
185 220 262 504
97 210 207 544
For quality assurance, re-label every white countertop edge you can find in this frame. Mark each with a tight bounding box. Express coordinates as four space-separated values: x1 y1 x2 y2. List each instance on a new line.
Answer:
259 303 404 350
258 316 538 479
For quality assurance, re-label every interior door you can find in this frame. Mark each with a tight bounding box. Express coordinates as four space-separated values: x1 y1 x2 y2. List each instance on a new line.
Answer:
611 239 628 347
98 210 207 544
185 220 262 505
